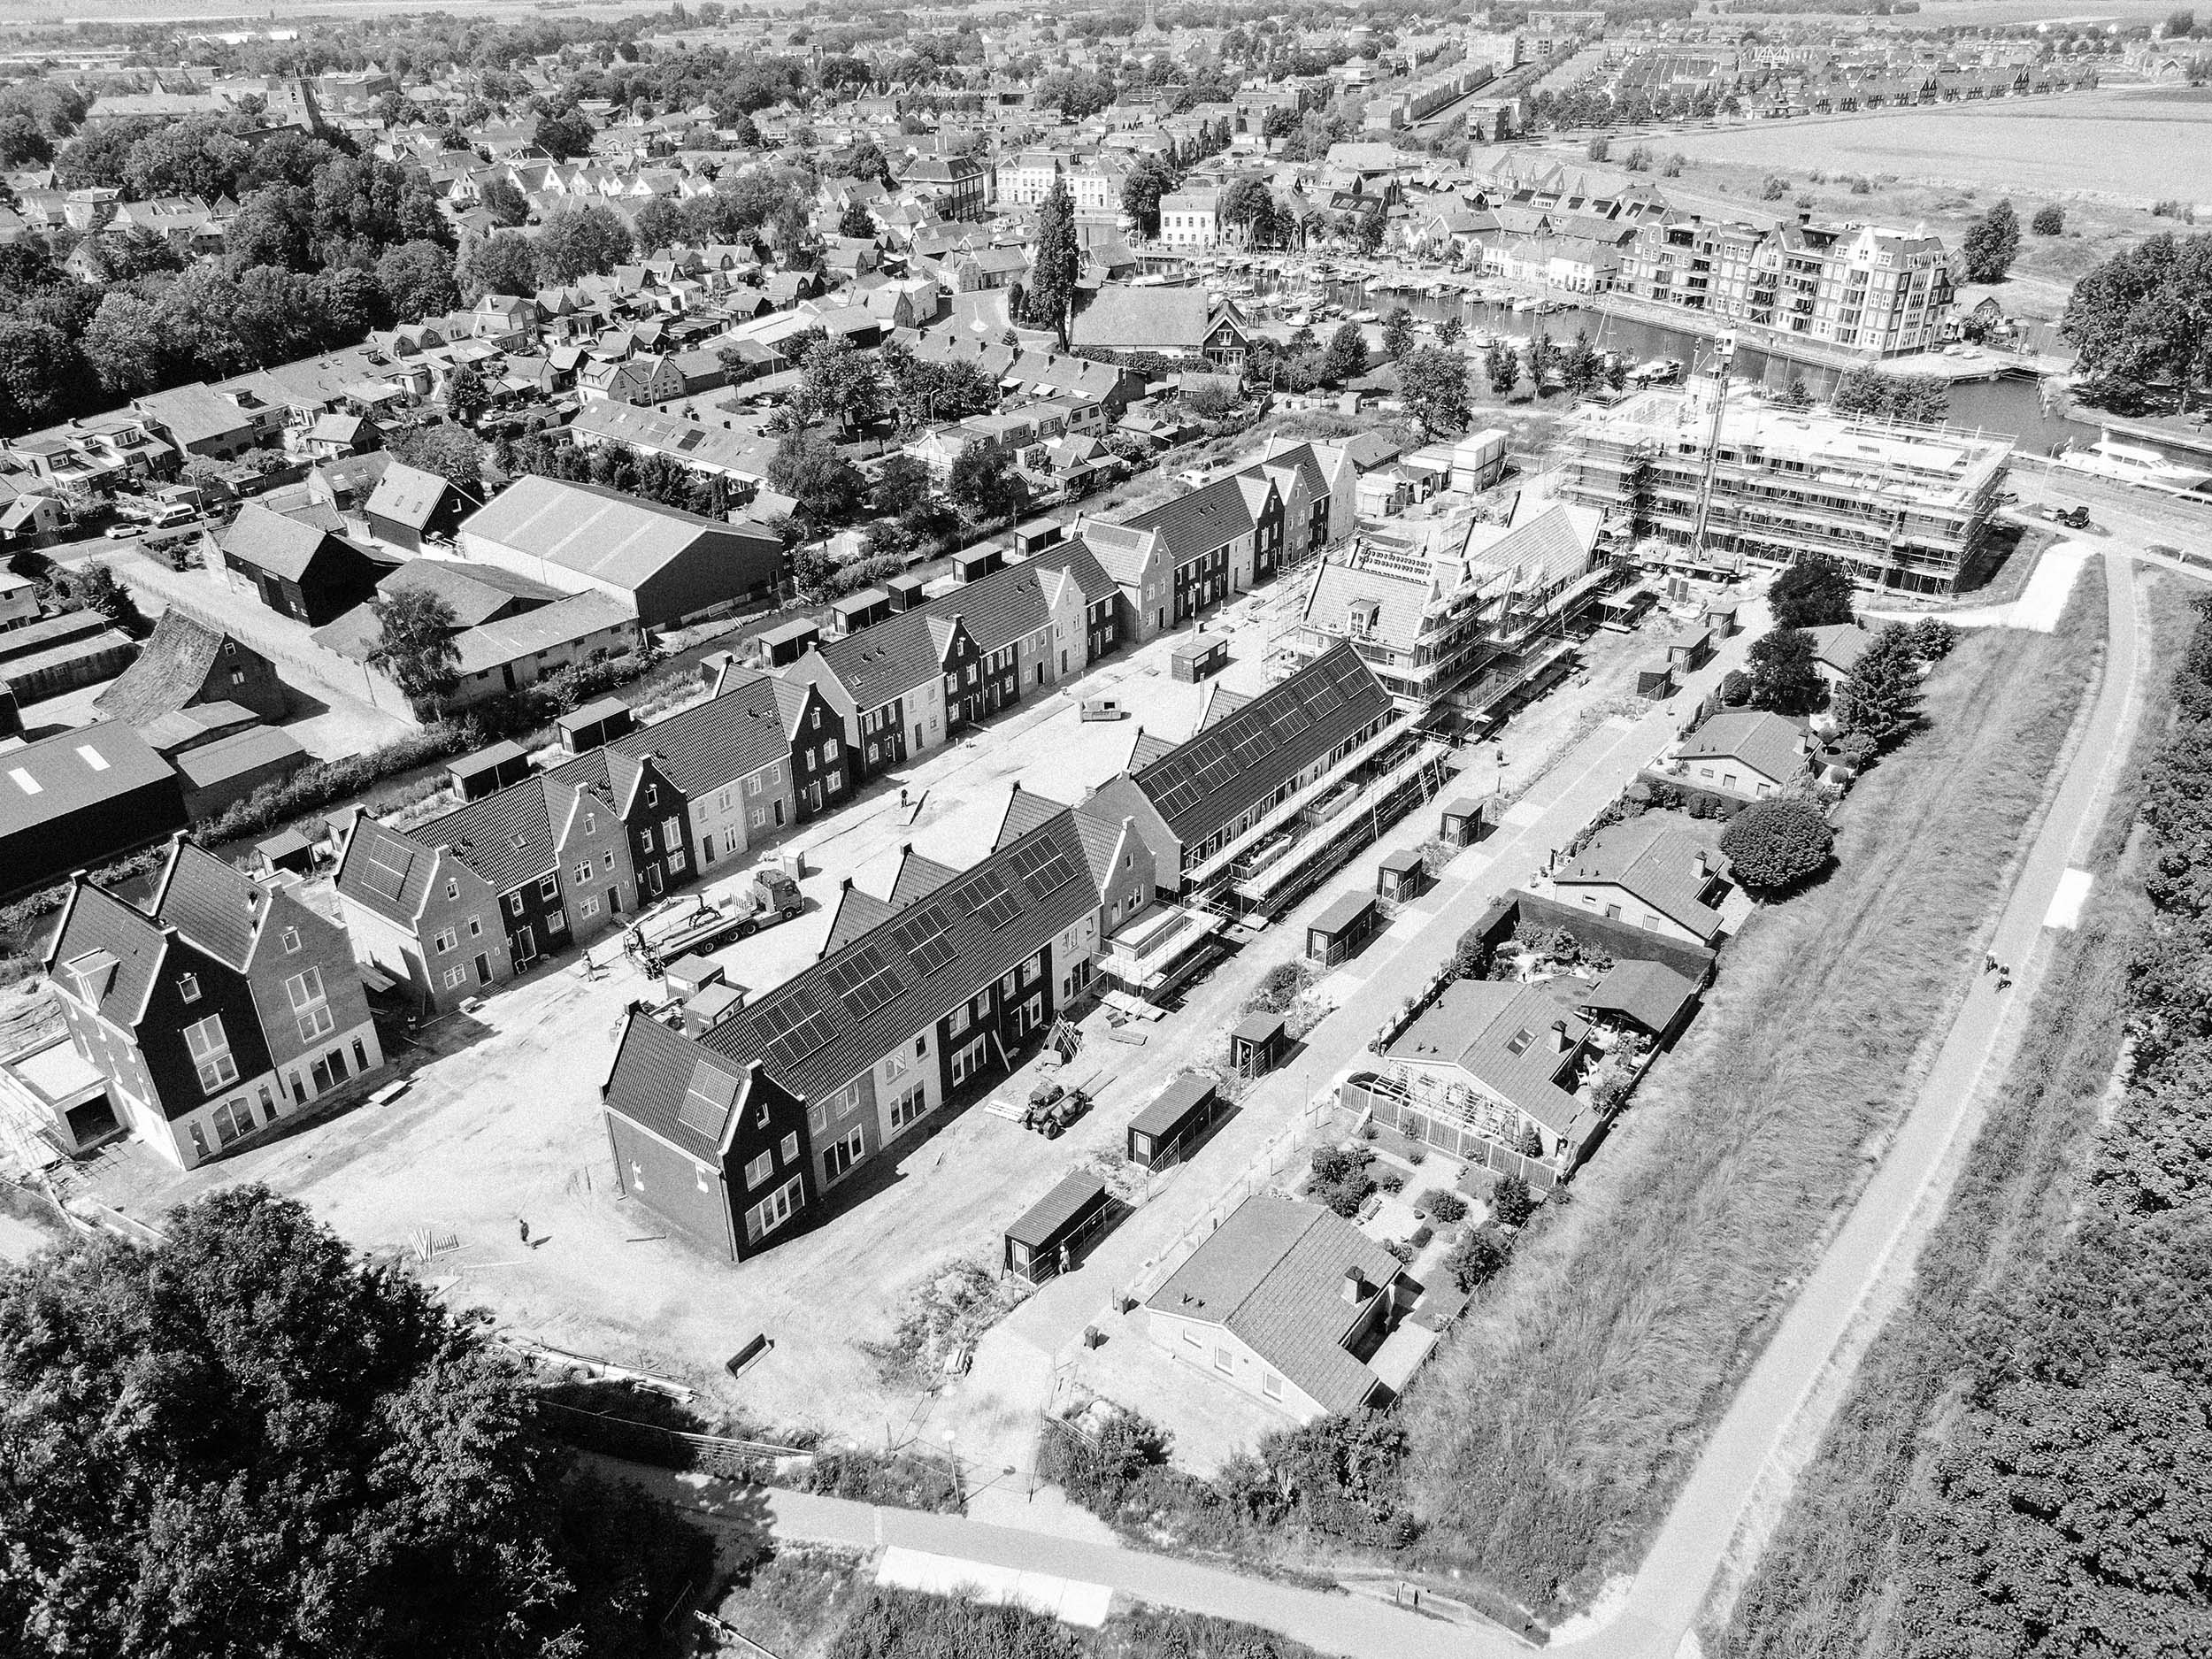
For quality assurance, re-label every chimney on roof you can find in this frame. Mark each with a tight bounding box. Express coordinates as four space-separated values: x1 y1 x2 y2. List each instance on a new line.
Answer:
1342 1266 1365 1303
1551 1018 1570 1055
1692 849 1708 880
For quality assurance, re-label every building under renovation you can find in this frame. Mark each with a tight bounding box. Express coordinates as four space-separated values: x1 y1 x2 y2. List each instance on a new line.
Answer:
1555 379 2013 596
1291 495 1609 718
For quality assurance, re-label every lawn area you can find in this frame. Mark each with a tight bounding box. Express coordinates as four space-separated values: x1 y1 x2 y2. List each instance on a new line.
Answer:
1705 568 2194 1659
1397 563 2111 1619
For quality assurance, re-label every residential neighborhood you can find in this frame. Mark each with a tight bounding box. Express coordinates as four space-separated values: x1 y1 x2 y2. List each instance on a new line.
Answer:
0 3 2207 1658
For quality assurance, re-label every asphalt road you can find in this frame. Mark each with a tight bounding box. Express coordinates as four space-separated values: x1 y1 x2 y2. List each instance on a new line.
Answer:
608 548 2148 1659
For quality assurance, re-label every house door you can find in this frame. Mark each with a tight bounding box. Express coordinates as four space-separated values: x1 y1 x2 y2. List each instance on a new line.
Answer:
474 953 493 985
511 926 535 966
646 864 663 897
804 782 822 812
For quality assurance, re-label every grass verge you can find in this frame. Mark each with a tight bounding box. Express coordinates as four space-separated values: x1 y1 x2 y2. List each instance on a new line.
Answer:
1706 568 2193 1656
1397 561 2109 1617
708 1564 1333 1659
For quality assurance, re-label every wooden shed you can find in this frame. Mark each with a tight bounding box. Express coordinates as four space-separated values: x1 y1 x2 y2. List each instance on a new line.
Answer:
1002 1173 1112 1284
829 587 891 637
449 740 531 801
952 544 1003 583
754 618 821 667
1230 1012 1287 1079
1377 848 1427 903
1305 890 1379 966
1170 634 1229 684
1013 518 1064 557
1127 1072 1225 1171
1633 659 1676 700
252 826 318 879
558 695 635 755
885 573 927 612
1439 797 1487 846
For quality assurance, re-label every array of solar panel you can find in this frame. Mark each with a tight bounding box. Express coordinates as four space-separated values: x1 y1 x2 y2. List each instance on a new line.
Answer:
953 869 1023 930
890 903 956 974
1005 838 1078 898
823 944 902 1018
757 990 837 1069
676 1063 738 1138
362 843 412 902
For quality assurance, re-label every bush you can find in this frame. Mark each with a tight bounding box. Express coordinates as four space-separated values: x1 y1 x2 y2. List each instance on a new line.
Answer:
1761 174 1790 201
1909 616 1958 661
1374 1166 1406 1195
1491 1174 1536 1228
1718 669 1752 706
1309 1144 1377 1217
1420 1189 1469 1224
1447 1229 1506 1291
1720 796 1837 891
2031 203 2063 234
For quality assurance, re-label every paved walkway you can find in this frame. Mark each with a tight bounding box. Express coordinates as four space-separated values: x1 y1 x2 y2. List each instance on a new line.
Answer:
623 549 2151 1659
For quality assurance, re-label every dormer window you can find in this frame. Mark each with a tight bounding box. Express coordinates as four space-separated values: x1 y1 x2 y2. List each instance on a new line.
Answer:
178 973 201 1002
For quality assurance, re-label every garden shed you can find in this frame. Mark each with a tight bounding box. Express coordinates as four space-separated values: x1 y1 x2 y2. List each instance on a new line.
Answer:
1306 891 1379 966
1127 1072 1225 1171
1003 1173 1113 1284
1230 1012 1287 1078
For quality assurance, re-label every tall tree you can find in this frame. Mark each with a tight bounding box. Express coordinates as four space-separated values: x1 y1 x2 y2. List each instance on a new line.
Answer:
949 442 1022 526
1022 177 1079 348
0 1186 711 1659
478 174 531 227
1120 153 1179 240
536 204 634 284
2060 233 2212 411
1322 322 1367 384
1769 550 1857 629
1381 307 1417 361
1747 626 1824 714
1959 198 2021 284
837 197 876 241
632 196 687 257
375 240 461 323
389 425 485 497
1831 622 1924 749
1398 347 1472 439
369 588 464 711
458 231 540 301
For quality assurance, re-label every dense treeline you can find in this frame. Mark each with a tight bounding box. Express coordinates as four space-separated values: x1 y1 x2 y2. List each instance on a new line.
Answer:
1870 596 2212 1655
0 114 453 435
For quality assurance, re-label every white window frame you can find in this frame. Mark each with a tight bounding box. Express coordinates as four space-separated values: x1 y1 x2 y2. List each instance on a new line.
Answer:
184 1014 238 1094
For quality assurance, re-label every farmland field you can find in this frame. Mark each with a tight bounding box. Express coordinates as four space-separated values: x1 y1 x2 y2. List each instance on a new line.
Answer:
1656 90 2212 204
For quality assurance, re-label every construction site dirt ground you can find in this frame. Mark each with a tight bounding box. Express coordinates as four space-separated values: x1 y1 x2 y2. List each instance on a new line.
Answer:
65 592 1695 1447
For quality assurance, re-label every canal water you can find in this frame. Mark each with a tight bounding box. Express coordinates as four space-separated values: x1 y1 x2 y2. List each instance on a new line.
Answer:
1253 269 2192 465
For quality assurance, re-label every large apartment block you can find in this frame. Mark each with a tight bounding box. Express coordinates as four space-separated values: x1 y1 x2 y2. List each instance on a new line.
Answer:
1557 382 2012 595
1617 218 1952 357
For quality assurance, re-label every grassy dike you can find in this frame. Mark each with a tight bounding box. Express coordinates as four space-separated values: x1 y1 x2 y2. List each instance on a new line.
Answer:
1398 565 2111 1618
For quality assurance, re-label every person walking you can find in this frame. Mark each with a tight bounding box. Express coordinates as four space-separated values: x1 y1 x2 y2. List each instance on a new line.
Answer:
518 1218 531 1246
1984 953 1997 973
1996 964 2012 990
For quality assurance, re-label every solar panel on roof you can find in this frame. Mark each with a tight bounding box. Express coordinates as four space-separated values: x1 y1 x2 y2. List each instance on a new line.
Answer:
823 944 902 1018
676 1063 738 1139
954 869 1023 930
757 991 837 1071
891 904 957 974
362 846 411 901
1006 839 1077 898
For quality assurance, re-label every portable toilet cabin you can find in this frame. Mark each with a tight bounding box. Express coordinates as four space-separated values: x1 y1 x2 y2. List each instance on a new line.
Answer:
449 740 531 802
1002 1173 1112 1284
1306 891 1379 965
1126 1072 1225 1171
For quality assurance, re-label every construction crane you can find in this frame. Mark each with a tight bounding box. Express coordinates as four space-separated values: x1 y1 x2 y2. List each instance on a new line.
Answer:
1686 332 1739 573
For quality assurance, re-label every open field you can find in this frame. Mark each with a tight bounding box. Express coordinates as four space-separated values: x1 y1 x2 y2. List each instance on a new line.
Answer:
1655 90 2212 208
1398 563 2109 1618
1706 564 2192 1659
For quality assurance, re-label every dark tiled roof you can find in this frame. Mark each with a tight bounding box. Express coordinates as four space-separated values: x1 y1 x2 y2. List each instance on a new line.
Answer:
888 848 961 909
217 503 364 582
604 1008 756 1161
1571 958 1701 1034
333 811 437 926
824 886 899 955
993 785 1064 851
697 806 1102 1102
148 838 268 970
1119 475 1257 565
1144 1195 1400 1415
171 726 306 791
1129 642 1392 844
1386 979 1588 1135
45 879 165 1025
1554 813 1730 939
92 609 228 727
415 778 563 896
379 557 566 627
605 674 787 797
